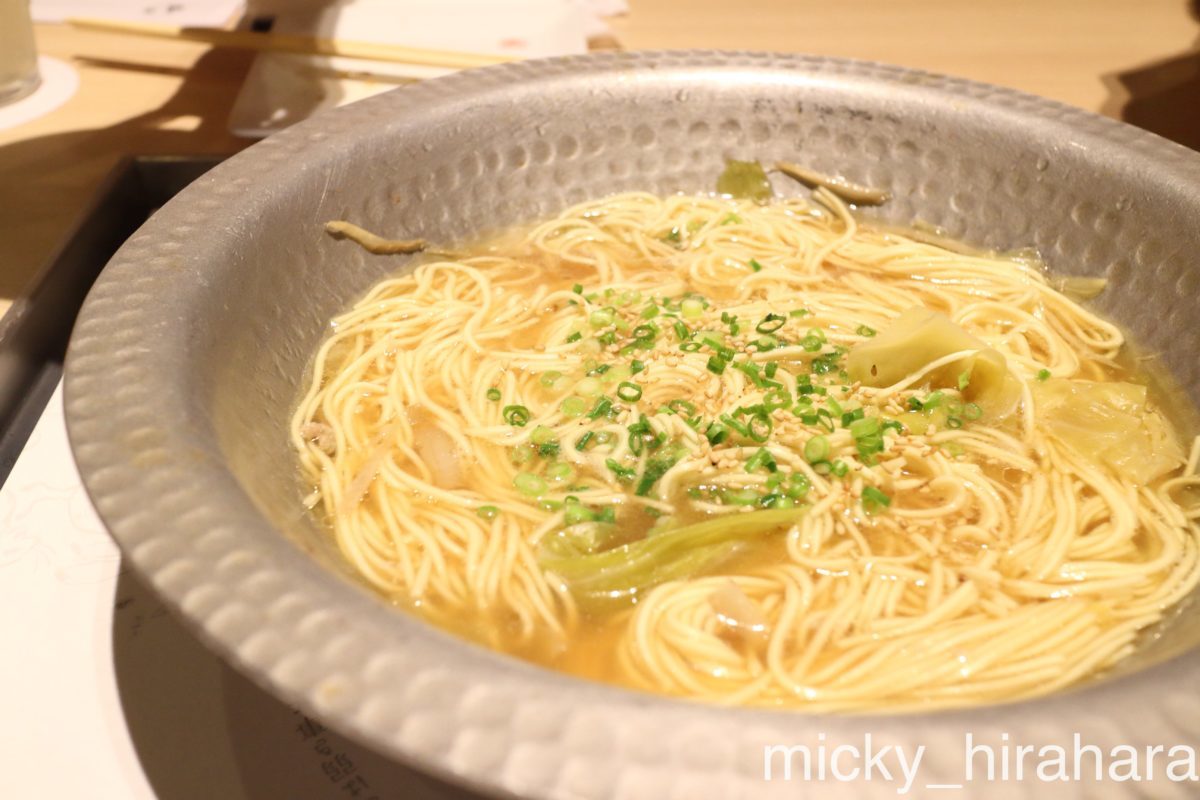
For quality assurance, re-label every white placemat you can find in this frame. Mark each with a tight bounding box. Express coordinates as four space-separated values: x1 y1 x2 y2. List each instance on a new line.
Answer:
0 383 474 799
0 57 78 132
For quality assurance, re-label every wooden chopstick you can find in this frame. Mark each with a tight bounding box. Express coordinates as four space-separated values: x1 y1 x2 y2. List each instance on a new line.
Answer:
68 17 516 70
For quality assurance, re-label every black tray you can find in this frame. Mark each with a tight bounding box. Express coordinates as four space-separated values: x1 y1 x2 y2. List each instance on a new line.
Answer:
0 155 225 485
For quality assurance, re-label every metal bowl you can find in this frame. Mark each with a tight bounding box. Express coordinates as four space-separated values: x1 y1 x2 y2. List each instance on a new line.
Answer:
65 52 1200 799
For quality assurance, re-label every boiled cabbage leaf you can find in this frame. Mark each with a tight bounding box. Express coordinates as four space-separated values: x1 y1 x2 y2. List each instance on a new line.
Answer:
716 160 773 204
1035 378 1183 484
846 308 1021 417
538 508 804 614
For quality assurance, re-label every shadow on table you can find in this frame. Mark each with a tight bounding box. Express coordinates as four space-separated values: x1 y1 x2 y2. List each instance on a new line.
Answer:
0 1 357 301
1101 0 1200 152
111 568 481 800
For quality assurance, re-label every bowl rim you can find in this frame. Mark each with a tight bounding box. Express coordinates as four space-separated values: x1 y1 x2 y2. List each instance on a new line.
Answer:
64 50 1200 799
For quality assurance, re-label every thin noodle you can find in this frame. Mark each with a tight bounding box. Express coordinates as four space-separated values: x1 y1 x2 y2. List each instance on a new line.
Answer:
292 192 1200 711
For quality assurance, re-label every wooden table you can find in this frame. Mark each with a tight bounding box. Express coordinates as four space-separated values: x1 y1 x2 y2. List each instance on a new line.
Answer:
1 0 1197 313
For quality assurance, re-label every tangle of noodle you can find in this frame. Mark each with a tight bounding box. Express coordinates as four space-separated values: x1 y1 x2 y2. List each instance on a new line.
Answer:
291 191 1200 711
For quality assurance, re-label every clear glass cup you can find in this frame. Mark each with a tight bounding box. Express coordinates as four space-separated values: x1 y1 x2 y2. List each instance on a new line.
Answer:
0 0 40 106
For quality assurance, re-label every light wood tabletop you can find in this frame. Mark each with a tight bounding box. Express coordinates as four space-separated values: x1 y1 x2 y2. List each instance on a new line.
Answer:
1 0 1197 311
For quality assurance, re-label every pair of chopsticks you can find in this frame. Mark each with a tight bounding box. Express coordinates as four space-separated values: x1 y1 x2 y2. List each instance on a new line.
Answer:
68 17 516 71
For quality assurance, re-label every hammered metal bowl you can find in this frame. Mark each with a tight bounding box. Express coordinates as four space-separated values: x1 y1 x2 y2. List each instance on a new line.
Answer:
65 52 1200 799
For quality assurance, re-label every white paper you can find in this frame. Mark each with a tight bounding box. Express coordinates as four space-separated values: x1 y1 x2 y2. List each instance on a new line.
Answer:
31 0 244 26
0 385 474 798
229 0 596 137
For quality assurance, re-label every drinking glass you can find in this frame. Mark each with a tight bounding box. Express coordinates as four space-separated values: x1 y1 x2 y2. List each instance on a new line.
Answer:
0 0 40 106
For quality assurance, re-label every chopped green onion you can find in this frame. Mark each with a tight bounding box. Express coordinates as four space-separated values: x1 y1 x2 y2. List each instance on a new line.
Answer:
763 389 791 412
514 472 547 496
563 504 594 525
856 325 876 337
745 447 778 473
576 377 603 397
541 371 563 388
1037 368 1051 381
862 486 892 514
503 405 531 426
787 472 811 498
756 313 787 334
732 361 767 387
848 416 881 439
617 381 643 402
632 323 659 341
747 413 773 442
605 458 637 482
761 494 794 509
575 431 595 451
530 425 556 445
946 417 963 429
601 364 630 384
486 387 502 401
561 396 587 417
749 258 764 273
705 422 728 445
566 331 582 343
673 321 690 340
804 435 831 463
724 488 761 506
547 462 573 480
908 396 924 411
963 402 983 420
752 335 779 352
630 359 646 375
476 505 499 520
957 369 972 391
811 356 838 375
855 435 885 463
572 283 583 294
831 460 849 477
923 391 945 410
640 304 660 320
680 342 703 353
668 399 697 415
681 297 705 320
587 397 613 420
800 335 823 352
589 307 616 327
707 356 727 375
720 413 751 436
789 309 810 318
635 453 681 497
